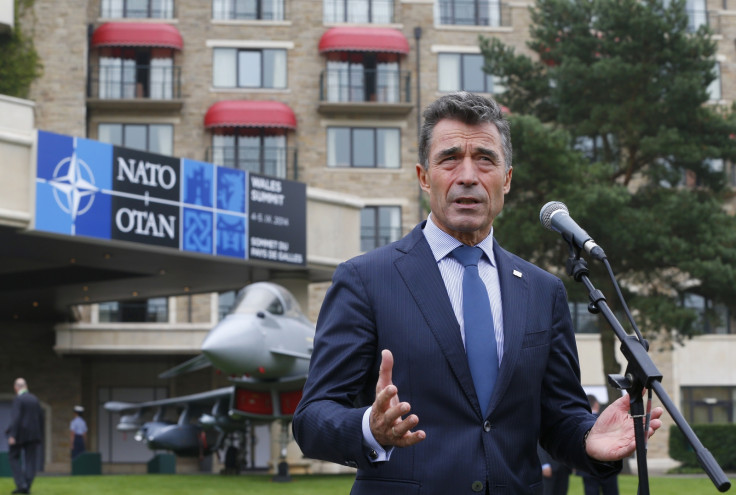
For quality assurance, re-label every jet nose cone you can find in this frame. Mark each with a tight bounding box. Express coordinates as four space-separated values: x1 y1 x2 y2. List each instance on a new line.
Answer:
202 314 262 375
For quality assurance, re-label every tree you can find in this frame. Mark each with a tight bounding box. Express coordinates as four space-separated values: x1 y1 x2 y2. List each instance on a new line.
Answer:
0 0 42 98
481 0 736 403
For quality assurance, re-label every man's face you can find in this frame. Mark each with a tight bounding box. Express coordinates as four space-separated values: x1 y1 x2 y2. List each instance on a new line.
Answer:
416 118 512 246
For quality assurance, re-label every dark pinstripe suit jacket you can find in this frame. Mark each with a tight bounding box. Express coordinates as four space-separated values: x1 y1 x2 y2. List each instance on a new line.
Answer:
293 222 618 495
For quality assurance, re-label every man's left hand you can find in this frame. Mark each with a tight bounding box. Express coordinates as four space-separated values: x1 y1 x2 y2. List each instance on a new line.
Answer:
585 392 664 461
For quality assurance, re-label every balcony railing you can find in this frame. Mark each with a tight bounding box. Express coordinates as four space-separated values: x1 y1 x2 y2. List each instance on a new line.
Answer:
323 0 394 24
437 0 512 27
319 68 411 103
100 0 175 18
205 146 298 180
88 64 182 100
212 0 286 20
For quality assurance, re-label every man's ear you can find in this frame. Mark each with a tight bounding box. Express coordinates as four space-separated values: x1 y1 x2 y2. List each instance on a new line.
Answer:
416 163 430 193
503 166 513 194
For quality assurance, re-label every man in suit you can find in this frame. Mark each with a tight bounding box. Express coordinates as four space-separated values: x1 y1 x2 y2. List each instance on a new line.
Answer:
539 443 572 495
6 378 43 494
292 91 663 494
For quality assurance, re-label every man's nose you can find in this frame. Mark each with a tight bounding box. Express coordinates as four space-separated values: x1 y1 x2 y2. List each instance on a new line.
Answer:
456 156 478 184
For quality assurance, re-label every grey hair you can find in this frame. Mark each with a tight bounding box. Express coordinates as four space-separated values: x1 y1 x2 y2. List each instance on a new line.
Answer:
418 92 512 170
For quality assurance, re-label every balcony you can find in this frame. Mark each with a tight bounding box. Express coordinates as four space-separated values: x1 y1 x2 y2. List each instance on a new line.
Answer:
323 0 394 24
212 0 287 20
100 0 176 19
86 64 183 111
205 145 299 180
318 68 413 116
437 0 512 27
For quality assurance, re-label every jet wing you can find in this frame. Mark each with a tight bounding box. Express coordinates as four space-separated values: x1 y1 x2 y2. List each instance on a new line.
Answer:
228 373 307 390
104 386 235 413
269 347 311 360
158 354 212 379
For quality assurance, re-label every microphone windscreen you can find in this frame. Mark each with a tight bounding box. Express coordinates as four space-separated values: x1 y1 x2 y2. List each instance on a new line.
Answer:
539 201 568 231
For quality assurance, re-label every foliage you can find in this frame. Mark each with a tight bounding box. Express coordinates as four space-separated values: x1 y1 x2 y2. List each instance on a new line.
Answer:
0 0 42 98
669 424 736 471
483 0 736 348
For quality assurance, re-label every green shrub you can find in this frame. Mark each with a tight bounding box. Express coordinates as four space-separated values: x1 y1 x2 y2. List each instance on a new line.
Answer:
669 424 736 471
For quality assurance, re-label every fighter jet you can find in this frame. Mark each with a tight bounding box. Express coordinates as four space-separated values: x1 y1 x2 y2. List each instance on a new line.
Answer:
103 282 314 474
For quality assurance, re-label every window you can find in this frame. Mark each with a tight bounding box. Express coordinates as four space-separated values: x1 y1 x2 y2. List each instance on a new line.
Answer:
726 161 736 188
437 0 501 27
686 0 708 31
569 301 600 333
438 53 496 93
97 47 176 99
211 128 288 177
101 0 174 18
212 0 285 20
682 293 733 334
213 48 287 89
663 0 707 31
681 386 736 424
324 52 402 102
361 206 401 251
98 123 173 155
573 134 617 163
98 298 168 322
707 62 721 101
323 0 394 23
218 290 237 320
327 127 400 168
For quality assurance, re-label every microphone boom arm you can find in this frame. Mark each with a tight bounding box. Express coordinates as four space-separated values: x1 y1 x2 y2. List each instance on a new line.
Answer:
566 253 731 493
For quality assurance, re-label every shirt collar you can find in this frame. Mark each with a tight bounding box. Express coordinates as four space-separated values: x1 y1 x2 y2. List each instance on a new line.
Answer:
423 214 496 266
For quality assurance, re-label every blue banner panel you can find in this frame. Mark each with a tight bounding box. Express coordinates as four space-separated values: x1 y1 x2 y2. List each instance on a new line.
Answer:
216 213 247 259
182 207 214 255
216 167 247 213
35 131 113 239
182 159 215 208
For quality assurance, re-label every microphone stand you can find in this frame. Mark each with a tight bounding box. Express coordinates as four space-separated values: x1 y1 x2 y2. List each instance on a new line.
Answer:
565 247 731 494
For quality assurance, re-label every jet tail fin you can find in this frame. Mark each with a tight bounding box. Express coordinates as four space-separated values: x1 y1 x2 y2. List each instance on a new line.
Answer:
159 354 212 379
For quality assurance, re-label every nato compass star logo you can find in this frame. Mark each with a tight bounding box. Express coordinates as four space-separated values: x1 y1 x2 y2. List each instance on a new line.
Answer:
48 150 99 229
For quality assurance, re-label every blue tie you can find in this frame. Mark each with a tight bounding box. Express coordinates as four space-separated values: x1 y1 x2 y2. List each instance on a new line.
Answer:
452 245 498 416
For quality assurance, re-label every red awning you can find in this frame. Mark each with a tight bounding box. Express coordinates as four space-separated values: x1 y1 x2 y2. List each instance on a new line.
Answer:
318 27 410 54
91 22 183 50
204 100 297 129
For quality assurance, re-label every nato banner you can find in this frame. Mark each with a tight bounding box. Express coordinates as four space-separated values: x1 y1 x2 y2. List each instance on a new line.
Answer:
34 130 306 266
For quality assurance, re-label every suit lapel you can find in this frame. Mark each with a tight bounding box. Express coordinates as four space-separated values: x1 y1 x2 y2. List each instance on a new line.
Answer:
393 225 479 408
487 241 529 414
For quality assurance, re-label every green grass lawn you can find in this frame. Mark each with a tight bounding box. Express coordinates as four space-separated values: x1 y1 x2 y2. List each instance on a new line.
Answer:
0 473 732 495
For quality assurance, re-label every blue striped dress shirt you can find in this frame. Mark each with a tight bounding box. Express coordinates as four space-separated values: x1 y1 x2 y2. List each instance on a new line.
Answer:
423 214 505 364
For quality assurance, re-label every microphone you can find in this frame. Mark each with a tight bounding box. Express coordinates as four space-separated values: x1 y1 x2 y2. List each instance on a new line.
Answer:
539 201 606 260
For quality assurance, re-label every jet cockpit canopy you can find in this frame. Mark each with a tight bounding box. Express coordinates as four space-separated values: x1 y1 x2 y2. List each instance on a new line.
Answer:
231 282 306 321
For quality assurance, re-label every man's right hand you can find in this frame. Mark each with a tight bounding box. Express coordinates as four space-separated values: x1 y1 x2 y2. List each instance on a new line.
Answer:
369 349 426 448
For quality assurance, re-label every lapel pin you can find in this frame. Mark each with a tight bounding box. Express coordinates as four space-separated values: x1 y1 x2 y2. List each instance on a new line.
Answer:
513 270 522 278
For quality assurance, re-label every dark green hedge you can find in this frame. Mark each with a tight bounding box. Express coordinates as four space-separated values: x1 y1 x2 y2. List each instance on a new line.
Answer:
669 424 736 471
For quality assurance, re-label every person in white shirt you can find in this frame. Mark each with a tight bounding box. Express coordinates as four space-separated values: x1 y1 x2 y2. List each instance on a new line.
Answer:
69 405 87 460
